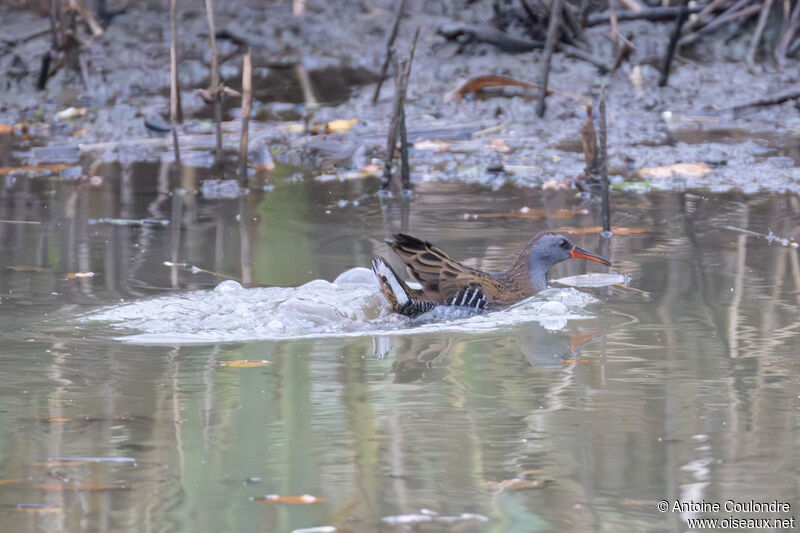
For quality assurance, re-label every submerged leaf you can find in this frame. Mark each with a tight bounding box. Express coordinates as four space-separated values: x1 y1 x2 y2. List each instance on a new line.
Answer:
219 360 272 368
636 162 712 179
6 265 52 272
254 494 326 504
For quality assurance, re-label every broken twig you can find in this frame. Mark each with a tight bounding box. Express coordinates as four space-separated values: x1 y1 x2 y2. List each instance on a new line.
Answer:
373 0 407 105
658 0 689 87
382 28 419 191
203 0 223 159
537 0 562 118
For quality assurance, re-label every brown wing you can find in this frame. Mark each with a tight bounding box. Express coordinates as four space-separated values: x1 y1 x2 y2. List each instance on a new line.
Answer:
387 233 502 305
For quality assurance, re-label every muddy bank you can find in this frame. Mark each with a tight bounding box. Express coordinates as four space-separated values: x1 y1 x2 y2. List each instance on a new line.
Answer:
1 0 799 194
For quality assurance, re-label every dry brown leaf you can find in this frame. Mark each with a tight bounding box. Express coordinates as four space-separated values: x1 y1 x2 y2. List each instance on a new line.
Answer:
485 138 510 153
552 226 651 235
6 265 52 272
542 178 572 190
445 75 548 102
0 125 13 134
636 162 712 179
42 417 72 422
0 164 70 176
15 504 62 514
0 478 22 485
254 494 326 504
219 360 271 368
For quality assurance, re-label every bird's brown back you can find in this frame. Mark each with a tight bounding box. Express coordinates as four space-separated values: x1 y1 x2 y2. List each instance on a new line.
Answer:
387 233 535 306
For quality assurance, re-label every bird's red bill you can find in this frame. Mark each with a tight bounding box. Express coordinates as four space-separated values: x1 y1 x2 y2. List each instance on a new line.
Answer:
570 246 612 266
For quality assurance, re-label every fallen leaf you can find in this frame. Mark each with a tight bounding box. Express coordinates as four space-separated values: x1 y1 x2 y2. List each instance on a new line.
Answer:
485 138 510 153
219 360 271 368
42 417 72 422
322 118 357 133
413 139 451 152
254 494 325 504
0 164 70 176
0 124 13 134
636 162 712 179
55 107 87 120
551 226 651 235
445 75 548 102
542 178 572 190
0 478 22 485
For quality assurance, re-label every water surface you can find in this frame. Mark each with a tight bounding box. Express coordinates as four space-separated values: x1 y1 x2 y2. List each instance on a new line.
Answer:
1 166 799 532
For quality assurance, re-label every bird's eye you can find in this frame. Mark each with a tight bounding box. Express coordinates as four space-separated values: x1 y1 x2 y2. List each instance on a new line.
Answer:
559 239 570 248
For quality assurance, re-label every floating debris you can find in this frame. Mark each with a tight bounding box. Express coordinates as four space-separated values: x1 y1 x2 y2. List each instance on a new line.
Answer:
14 503 62 514
88 218 169 227
725 226 799 248
34 483 130 492
381 508 489 525
554 273 629 287
253 494 326 504
218 360 271 368
46 456 137 464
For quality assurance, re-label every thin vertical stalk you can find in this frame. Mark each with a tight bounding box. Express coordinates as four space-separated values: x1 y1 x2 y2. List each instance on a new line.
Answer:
238 46 253 182
599 86 610 235
169 0 182 166
204 0 223 159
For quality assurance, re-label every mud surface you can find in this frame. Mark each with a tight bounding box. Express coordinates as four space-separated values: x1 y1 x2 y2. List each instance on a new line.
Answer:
1 0 799 193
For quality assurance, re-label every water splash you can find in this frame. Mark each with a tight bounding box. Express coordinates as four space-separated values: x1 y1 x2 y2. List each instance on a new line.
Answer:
86 268 599 345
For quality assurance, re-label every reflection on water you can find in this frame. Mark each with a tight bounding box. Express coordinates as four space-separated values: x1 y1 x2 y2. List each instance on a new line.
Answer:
1 164 799 532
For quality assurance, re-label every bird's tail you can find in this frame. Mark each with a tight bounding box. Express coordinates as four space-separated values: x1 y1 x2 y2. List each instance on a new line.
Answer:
371 256 435 318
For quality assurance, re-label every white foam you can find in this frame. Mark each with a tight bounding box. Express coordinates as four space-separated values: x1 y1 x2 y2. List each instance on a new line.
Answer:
85 269 599 345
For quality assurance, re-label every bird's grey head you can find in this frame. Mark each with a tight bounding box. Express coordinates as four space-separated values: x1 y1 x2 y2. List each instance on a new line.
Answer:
527 233 574 271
